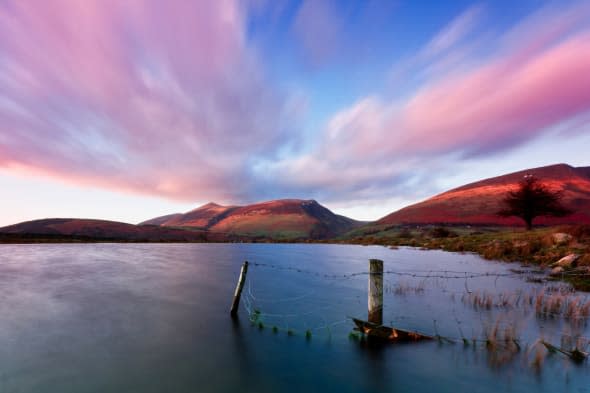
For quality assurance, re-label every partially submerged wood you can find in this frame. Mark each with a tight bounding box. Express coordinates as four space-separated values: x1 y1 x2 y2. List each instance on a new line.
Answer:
352 318 433 342
541 340 588 363
357 259 431 342
230 261 249 318
368 259 384 325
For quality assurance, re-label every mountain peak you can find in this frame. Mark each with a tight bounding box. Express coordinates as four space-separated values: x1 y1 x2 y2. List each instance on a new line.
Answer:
186 202 229 214
141 198 362 240
200 202 222 208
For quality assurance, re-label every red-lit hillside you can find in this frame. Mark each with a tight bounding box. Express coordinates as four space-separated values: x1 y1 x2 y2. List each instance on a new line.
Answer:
378 164 590 226
141 199 362 240
141 202 237 228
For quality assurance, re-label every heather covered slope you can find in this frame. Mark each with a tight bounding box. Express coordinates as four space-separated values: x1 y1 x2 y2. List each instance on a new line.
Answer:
139 213 184 226
0 218 211 242
140 202 237 228
141 199 363 240
378 164 590 226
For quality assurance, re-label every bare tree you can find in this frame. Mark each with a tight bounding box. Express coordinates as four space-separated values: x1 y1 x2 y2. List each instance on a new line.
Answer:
497 175 572 230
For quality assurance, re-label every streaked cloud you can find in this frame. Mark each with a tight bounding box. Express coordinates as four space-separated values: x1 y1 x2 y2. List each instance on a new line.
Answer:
0 0 291 202
0 0 588 222
421 5 484 59
269 2 590 202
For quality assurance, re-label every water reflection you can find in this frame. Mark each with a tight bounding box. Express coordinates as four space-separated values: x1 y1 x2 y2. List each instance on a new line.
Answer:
0 243 588 392
230 316 254 378
355 338 388 392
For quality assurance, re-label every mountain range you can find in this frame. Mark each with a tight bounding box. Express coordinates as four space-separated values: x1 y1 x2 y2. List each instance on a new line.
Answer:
1 199 363 242
1 163 589 242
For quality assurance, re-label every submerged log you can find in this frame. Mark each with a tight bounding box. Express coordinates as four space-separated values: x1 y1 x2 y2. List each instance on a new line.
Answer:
541 340 589 363
352 318 433 342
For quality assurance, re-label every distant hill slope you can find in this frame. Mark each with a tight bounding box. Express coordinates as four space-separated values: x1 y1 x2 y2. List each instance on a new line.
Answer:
0 218 214 242
141 199 363 240
141 202 238 228
378 164 590 226
140 213 184 226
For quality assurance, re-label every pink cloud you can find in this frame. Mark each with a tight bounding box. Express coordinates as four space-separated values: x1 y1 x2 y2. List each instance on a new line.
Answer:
0 0 289 202
272 3 590 199
401 32 590 156
1 1 589 209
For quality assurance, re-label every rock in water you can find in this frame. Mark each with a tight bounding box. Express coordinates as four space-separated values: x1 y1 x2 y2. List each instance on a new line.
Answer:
552 254 579 268
551 266 565 275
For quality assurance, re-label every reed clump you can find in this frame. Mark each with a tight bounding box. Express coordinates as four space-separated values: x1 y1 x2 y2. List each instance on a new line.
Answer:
482 318 522 368
533 288 590 325
462 286 590 326
387 280 425 295
462 290 526 310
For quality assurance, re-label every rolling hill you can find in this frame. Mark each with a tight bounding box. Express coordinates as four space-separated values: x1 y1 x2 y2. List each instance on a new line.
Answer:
141 199 363 240
0 218 216 242
7 164 585 243
377 164 590 226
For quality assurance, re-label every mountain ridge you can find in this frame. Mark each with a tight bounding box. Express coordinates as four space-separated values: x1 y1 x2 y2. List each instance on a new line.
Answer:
377 164 590 226
3 163 589 243
141 199 363 240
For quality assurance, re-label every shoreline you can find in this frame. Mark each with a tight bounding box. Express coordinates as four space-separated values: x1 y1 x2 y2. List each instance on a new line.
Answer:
2 226 589 291
342 225 590 291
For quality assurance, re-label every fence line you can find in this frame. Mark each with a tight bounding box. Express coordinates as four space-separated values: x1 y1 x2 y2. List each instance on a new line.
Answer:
249 261 590 280
239 260 590 364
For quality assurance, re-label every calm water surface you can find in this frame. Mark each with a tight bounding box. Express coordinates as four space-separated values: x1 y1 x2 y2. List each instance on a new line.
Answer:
0 243 588 392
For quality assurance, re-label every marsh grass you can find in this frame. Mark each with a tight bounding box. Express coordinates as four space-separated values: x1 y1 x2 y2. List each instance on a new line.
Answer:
533 289 590 326
461 289 538 311
460 286 590 326
482 316 522 368
386 280 426 295
343 224 590 290
527 339 548 372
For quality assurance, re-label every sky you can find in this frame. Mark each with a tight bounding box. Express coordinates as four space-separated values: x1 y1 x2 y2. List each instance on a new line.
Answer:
1 0 589 226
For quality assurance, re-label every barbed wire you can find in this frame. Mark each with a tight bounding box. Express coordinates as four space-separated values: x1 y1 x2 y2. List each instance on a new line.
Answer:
250 261 590 279
243 291 590 355
240 260 590 364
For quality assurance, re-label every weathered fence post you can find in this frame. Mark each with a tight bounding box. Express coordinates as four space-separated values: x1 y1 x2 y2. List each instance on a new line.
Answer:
368 259 384 325
230 261 249 318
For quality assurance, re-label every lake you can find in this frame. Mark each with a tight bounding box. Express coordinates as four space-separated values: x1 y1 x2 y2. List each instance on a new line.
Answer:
0 243 588 392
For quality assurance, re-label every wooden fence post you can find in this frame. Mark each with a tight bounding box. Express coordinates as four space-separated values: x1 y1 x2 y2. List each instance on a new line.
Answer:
368 259 384 325
230 261 249 318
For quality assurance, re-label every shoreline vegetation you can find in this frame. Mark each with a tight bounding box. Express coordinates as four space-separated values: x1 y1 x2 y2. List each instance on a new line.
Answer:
342 224 590 291
2 224 590 291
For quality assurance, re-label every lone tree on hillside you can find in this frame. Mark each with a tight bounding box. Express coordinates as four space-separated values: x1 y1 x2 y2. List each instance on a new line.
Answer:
497 174 572 230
